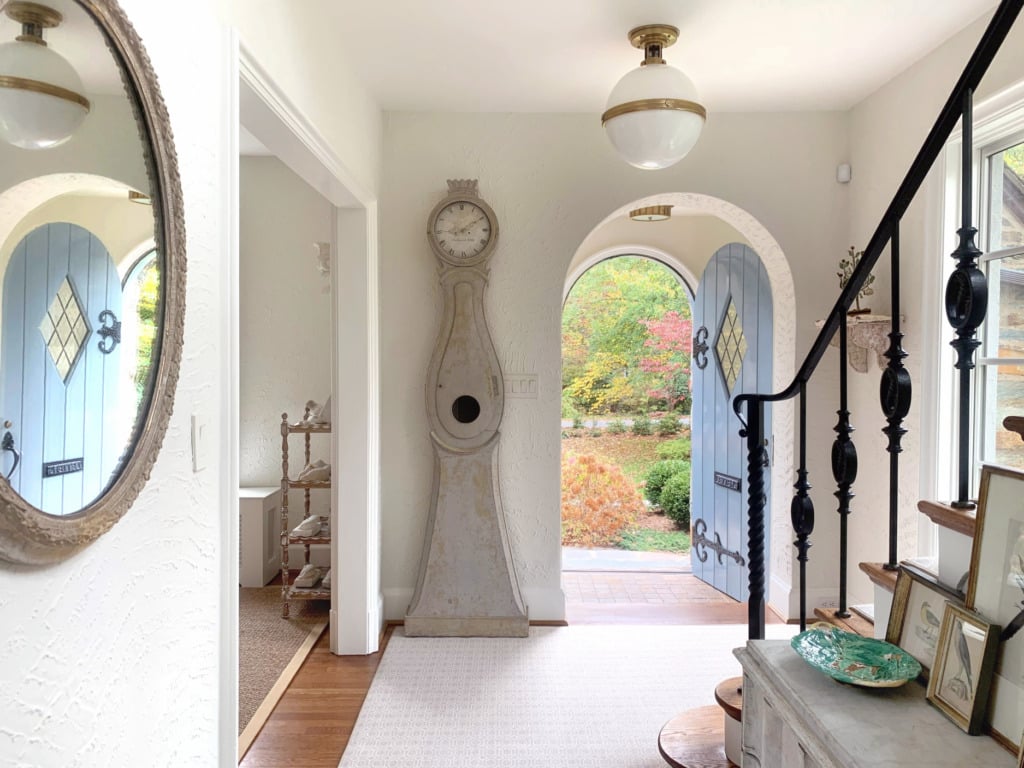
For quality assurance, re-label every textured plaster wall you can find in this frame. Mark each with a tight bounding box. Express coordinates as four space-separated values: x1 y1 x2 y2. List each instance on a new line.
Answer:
213 0 382 198
0 1 229 764
381 110 849 621
239 156 333 523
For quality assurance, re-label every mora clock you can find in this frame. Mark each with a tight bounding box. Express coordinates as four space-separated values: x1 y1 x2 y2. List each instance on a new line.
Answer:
405 179 528 637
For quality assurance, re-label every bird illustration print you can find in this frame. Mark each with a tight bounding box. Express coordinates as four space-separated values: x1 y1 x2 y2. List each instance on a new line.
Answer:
1001 551 1024 642
916 600 941 652
946 618 974 702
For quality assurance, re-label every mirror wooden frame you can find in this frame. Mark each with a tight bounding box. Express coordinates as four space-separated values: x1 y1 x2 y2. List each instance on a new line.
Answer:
0 0 185 565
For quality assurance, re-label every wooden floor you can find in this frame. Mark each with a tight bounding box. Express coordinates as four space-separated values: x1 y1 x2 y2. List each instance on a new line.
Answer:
239 572 782 766
240 626 393 768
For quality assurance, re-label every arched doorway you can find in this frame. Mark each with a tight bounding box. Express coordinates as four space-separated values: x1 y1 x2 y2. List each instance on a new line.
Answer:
563 193 795 619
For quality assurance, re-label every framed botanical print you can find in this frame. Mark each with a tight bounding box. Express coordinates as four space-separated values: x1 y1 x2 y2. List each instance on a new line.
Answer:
926 603 1000 734
967 464 1024 749
886 563 963 680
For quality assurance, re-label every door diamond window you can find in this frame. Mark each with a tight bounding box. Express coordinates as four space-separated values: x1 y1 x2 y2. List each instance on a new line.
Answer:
715 298 747 393
39 277 90 382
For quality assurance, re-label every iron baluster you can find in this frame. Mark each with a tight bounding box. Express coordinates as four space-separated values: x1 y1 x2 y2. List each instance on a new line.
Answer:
832 309 856 618
946 89 986 509
792 383 814 631
883 224 912 567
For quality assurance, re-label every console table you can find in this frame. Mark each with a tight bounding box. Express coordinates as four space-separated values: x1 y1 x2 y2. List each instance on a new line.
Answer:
735 640 1015 768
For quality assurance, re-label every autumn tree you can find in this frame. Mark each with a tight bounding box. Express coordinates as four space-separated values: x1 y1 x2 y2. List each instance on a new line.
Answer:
561 256 692 416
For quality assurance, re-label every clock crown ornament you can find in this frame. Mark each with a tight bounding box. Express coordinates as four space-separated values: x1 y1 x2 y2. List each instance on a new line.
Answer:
446 178 480 197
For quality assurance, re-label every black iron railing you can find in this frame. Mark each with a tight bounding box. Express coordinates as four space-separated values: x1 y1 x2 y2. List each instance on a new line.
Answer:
734 0 1024 639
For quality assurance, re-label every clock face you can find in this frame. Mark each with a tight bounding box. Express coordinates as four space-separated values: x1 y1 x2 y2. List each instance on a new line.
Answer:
432 201 492 261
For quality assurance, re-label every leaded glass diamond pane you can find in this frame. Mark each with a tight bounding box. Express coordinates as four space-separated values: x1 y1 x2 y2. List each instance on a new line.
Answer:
715 299 747 393
39 277 90 383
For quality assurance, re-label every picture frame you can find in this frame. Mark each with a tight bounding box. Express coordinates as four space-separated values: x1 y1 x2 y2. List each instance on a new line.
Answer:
926 603 1000 735
968 464 1024 749
885 562 964 680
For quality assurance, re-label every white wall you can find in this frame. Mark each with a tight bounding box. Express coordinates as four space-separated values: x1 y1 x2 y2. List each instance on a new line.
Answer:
0 0 231 765
841 9 1024 605
380 110 849 621
214 0 382 199
239 156 333 534
571 214 750 291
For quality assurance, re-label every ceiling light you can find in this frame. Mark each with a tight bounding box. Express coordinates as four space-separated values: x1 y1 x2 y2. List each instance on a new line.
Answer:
629 205 673 222
0 2 90 150
602 25 705 171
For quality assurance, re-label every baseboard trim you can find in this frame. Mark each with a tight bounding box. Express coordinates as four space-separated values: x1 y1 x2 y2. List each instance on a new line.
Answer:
385 618 569 628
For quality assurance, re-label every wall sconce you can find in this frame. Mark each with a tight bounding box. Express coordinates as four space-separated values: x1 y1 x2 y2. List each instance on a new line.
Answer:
0 2 90 149
602 25 706 170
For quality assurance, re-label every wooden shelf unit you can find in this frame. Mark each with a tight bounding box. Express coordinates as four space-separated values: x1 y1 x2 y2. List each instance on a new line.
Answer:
280 408 331 618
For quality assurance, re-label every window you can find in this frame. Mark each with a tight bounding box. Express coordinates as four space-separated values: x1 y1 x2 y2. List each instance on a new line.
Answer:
977 135 1024 472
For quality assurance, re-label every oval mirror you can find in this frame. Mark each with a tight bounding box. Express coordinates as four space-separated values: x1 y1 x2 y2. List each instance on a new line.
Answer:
0 0 184 564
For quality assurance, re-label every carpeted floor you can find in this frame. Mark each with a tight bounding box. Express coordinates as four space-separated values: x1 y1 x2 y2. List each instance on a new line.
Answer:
238 586 328 735
339 623 794 767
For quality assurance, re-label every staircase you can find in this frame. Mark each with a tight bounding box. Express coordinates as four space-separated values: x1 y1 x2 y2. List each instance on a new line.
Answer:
657 1 1024 765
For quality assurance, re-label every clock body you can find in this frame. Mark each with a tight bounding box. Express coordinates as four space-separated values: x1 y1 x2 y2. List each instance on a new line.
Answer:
407 179 528 637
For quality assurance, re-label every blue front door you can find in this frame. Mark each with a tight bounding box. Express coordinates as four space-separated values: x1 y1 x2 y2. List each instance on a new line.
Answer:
1 223 123 515
692 243 773 600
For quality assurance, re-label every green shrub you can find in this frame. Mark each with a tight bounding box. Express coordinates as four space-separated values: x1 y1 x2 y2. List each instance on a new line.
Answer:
631 413 653 436
656 414 682 436
588 427 603 438
644 459 688 505
656 437 692 461
572 415 585 429
660 471 692 528
606 419 627 435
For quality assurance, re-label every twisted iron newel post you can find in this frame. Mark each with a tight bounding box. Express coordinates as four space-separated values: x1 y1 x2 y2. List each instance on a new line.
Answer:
742 398 767 641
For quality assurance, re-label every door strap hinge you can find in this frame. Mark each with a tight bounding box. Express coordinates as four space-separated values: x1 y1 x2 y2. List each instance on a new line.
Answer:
693 517 746 566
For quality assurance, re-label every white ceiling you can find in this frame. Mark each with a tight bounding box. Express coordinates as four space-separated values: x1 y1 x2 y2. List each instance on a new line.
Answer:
325 0 999 113
0 0 123 95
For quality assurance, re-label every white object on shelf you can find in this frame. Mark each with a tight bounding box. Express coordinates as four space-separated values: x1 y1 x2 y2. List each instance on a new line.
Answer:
239 486 280 587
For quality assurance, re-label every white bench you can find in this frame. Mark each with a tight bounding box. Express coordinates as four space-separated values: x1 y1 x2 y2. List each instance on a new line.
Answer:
239 486 281 587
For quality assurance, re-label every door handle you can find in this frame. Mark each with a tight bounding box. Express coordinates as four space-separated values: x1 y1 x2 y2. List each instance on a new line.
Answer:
2 421 20 480
97 309 121 354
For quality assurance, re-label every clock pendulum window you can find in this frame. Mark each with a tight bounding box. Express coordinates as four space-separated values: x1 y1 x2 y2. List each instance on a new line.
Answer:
404 179 529 637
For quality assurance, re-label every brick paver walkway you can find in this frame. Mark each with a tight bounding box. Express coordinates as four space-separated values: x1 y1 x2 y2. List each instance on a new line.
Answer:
562 570 734 605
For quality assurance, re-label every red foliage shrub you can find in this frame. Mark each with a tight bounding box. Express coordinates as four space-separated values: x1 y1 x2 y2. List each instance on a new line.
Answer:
561 452 644 547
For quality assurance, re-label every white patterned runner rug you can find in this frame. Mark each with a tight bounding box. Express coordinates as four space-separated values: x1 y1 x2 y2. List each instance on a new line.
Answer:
340 623 793 767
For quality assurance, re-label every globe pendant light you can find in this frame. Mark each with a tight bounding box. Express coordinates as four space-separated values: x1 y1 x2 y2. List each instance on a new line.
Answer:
0 2 90 150
602 25 705 171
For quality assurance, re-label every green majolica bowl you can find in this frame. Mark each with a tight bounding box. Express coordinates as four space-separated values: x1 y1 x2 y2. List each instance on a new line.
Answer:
791 623 922 687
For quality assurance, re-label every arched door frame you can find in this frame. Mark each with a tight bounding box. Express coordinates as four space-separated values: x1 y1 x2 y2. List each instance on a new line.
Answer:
564 193 798 619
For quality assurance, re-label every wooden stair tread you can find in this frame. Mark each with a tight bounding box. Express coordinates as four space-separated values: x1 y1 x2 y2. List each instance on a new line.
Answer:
713 677 743 722
658 705 736 768
1004 415 1024 441
812 607 874 637
917 499 976 538
859 562 898 593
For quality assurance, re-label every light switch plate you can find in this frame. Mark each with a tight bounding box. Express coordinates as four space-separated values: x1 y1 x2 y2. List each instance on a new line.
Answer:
505 373 539 399
191 413 208 472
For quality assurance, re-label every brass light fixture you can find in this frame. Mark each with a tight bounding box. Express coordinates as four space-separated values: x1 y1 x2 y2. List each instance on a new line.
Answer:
0 2 91 149
629 205 673 222
602 24 706 170
127 190 151 205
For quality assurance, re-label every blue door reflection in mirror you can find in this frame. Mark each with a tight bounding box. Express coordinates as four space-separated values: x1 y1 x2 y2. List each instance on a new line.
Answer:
1 222 124 515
